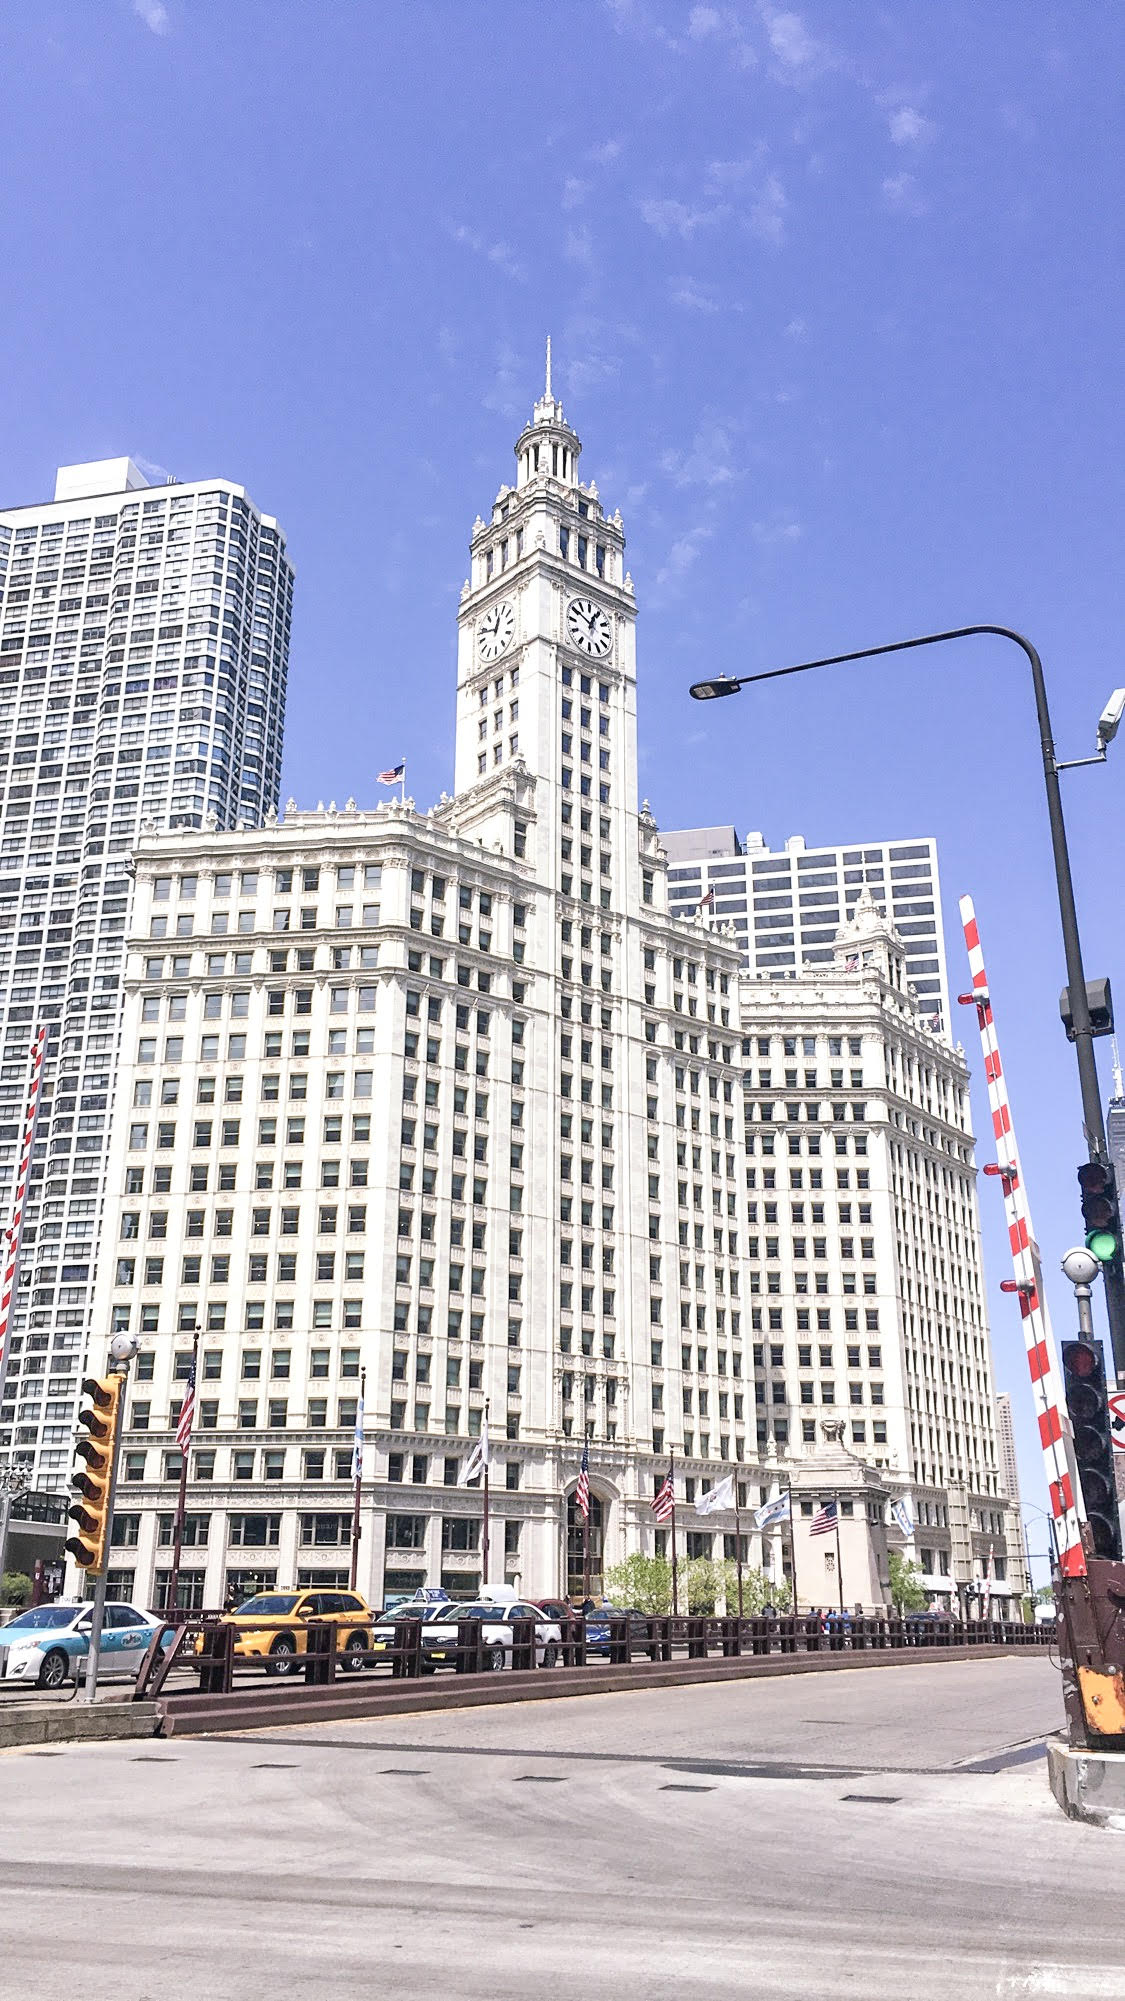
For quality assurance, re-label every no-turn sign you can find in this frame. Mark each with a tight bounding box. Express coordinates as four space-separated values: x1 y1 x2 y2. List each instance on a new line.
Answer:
1108 1392 1125 1452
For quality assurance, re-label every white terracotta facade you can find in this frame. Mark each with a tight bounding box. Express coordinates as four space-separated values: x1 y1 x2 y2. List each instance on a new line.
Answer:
85 383 1024 1614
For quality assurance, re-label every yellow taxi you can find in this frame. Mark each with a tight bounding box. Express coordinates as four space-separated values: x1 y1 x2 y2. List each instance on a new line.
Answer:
210 1587 374 1675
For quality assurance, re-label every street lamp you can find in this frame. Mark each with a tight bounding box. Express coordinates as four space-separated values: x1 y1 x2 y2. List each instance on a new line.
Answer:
690 623 1125 1380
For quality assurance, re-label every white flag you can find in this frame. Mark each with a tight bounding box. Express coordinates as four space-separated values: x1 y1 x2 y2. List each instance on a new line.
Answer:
889 1497 914 1540
695 1473 736 1517
754 1492 791 1531
350 1394 364 1482
457 1417 490 1487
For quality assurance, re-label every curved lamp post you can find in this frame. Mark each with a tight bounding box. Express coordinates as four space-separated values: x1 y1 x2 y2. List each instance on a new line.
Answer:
691 624 1125 1379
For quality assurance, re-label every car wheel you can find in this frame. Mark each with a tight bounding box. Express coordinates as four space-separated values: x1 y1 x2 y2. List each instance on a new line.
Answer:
486 1643 506 1672
38 1648 70 1691
542 1642 559 1669
344 1632 368 1671
265 1636 297 1676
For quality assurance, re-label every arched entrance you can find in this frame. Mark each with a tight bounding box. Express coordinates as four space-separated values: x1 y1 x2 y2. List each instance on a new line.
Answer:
566 1490 605 1600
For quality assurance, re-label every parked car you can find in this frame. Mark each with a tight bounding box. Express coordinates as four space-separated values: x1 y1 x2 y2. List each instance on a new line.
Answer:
367 1601 453 1663
422 1600 562 1672
535 1598 577 1624
206 1587 374 1675
583 1607 654 1657
0 1600 165 1689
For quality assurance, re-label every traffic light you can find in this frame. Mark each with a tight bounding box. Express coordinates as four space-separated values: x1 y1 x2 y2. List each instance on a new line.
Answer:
1060 1339 1122 1561
1077 1160 1123 1267
65 1373 122 1573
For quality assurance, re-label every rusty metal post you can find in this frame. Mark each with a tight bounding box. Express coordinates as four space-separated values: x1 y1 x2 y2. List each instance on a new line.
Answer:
303 1619 336 1685
197 1620 234 1695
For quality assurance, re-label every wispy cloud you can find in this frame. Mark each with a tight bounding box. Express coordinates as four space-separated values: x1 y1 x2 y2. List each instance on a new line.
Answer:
671 281 721 313
133 0 170 32
751 510 803 547
749 171 787 244
562 315 633 398
133 453 173 482
564 224 597 270
757 5 828 78
882 171 927 217
655 523 714 592
639 196 728 240
449 223 526 283
482 344 526 421
685 4 758 65
888 106 936 146
661 421 740 489
562 177 589 210
588 138 623 164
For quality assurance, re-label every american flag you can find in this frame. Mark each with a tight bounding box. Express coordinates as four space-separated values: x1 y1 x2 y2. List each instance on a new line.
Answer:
377 760 405 785
651 1461 675 1523
809 1499 838 1537
699 887 715 911
175 1357 197 1452
575 1438 590 1522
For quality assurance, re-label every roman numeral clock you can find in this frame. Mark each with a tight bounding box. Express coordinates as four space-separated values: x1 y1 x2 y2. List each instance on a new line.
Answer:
565 594 612 658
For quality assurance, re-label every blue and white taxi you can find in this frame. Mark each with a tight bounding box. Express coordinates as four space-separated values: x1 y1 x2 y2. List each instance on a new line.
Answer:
0 1601 164 1689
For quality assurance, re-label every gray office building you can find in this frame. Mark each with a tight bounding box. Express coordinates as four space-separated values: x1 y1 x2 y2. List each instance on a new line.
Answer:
661 826 951 1033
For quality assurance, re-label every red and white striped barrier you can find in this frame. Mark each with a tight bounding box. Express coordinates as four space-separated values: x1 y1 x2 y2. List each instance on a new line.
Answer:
959 897 1086 1578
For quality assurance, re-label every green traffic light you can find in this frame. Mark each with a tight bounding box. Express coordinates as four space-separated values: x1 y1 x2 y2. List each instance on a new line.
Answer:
1085 1227 1119 1264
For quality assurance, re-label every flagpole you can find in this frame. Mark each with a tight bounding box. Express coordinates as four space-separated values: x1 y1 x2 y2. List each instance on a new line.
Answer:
670 1451 679 1616
400 758 406 805
734 1482 744 1617
785 1473 800 1615
349 1365 366 1593
167 1324 199 1615
481 1398 490 1586
833 1492 845 1615
582 1451 591 1603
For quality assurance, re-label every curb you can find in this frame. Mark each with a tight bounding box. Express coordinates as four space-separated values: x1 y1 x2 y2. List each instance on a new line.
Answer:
0 1699 160 1750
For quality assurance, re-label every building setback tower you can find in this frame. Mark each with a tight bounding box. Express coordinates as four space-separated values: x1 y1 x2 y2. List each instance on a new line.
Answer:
0 459 292 1489
662 826 950 1033
89 375 1022 1615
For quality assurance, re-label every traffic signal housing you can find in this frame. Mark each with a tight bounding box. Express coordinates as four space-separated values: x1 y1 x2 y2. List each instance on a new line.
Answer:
1060 1339 1122 1561
65 1373 123 1574
1077 1160 1123 1267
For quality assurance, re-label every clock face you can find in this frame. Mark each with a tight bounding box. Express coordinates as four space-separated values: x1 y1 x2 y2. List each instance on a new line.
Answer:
477 599 515 662
566 595 612 658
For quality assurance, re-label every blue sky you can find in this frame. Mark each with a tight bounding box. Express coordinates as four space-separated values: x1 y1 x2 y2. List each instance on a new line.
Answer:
2 2 1123 1552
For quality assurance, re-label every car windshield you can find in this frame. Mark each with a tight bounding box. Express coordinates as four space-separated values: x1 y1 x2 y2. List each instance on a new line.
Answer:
2 1605 81 1632
378 1604 449 1624
233 1594 301 1616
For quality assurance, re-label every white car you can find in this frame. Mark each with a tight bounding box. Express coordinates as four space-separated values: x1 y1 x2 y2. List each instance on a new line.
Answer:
0 1601 164 1689
421 1599 563 1672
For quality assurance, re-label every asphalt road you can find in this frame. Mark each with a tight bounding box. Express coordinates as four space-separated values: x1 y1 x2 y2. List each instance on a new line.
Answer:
3 1655 1121 2001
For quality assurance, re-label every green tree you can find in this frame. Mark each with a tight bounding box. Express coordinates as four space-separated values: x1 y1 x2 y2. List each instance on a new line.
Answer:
683 1556 726 1613
1 1570 32 1608
603 1552 673 1613
720 1563 792 1614
887 1552 927 1614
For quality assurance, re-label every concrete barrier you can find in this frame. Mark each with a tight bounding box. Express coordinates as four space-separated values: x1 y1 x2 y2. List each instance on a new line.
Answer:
0 1697 160 1750
156 1642 1041 1738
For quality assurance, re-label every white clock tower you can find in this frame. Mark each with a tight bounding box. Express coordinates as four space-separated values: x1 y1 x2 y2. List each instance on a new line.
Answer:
454 344 639 905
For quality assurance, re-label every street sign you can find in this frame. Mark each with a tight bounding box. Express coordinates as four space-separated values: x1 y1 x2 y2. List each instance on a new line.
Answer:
1108 1391 1125 1451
